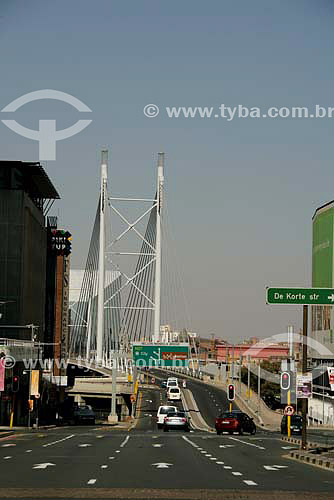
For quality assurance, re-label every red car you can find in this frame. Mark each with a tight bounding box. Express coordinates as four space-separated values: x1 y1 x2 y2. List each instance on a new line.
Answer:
215 411 256 435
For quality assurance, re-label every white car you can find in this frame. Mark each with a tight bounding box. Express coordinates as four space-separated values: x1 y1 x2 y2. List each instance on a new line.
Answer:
167 386 181 401
156 405 177 429
167 377 178 388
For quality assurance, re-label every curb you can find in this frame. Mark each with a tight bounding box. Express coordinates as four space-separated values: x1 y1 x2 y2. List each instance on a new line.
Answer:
286 450 334 471
281 435 334 450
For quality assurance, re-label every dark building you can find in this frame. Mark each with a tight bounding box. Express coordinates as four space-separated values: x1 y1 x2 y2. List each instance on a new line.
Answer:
0 161 60 340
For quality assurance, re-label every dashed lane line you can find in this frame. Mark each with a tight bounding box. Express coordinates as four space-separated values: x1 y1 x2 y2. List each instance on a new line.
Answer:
87 479 96 485
243 480 257 486
232 472 243 476
3 456 12 460
43 434 75 448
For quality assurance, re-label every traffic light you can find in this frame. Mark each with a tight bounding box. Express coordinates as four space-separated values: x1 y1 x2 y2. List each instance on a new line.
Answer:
280 371 290 390
227 384 235 401
64 231 72 256
12 375 19 393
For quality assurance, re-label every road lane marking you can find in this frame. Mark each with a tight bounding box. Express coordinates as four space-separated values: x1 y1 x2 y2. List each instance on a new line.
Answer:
33 463 55 470
120 436 130 448
26 450 32 453
243 480 257 486
232 472 242 476
101 465 108 469
205 454 212 457
116 450 120 453
79 444 92 448
224 466 232 469
109 457 115 459
43 434 75 448
210 457 217 460
229 437 265 450
87 479 96 485
1 444 16 447
3 456 12 459
152 462 172 468
152 444 163 447
182 436 198 448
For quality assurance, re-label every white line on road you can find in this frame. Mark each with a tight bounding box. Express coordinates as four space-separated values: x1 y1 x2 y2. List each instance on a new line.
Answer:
181 436 199 448
26 450 32 453
116 450 120 453
109 457 115 459
101 465 108 469
43 434 75 448
224 466 232 469
216 461 224 465
120 436 130 448
205 454 212 457
243 480 257 486
87 479 96 485
210 457 217 460
229 437 265 450
3 456 12 459
1 444 16 447
232 472 242 476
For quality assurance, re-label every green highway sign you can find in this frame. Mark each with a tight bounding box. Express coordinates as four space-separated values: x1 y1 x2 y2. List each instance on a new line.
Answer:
132 343 190 367
266 287 334 305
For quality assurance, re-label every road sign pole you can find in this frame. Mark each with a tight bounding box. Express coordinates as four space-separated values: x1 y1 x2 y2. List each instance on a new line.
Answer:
287 390 291 437
301 305 308 450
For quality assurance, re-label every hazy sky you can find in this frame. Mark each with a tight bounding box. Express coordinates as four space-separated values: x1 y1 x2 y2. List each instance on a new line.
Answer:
1 0 334 341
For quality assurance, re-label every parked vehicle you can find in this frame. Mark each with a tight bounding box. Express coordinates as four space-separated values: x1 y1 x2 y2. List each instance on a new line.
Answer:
215 411 256 435
167 386 181 401
156 405 177 429
73 405 96 425
281 414 302 435
163 411 190 432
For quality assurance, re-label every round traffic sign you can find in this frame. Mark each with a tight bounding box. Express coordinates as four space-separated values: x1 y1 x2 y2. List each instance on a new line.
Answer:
35 394 40 399
284 405 295 416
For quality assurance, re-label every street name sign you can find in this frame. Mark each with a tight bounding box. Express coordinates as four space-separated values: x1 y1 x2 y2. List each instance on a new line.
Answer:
132 343 189 367
266 287 334 306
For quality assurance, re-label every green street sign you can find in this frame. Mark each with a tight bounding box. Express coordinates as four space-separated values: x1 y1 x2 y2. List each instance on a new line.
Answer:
132 343 189 367
266 287 334 305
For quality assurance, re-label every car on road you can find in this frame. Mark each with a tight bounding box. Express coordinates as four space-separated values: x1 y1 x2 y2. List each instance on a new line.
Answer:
160 380 168 389
215 411 256 435
163 411 190 432
167 386 181 401
167 377 178 388
281 414 302 435
156 405 177 429
73 405 96 425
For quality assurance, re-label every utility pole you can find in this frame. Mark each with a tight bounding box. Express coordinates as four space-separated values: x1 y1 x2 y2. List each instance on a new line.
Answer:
301 305 308 450
108 353 118 424
153 153 164 343
247 355 251 400
97 150 108 362
258 361 261 418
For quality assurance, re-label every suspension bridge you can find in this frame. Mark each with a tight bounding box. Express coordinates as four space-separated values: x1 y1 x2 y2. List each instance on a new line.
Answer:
68 150 195 378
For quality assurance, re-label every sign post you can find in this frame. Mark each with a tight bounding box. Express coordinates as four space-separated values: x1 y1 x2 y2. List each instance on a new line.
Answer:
265 287 329 450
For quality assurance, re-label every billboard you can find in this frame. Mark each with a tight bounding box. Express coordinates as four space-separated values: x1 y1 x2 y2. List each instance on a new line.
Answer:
296 373 312 399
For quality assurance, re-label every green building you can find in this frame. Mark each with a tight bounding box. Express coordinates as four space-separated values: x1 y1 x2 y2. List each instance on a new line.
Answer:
312 201 334 361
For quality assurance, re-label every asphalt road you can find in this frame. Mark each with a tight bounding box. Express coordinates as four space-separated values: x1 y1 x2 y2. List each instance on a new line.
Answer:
0 385 333 499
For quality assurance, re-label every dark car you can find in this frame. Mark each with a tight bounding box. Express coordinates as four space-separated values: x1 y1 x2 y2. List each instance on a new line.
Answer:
160 380 168 389
281 414 302 435
73 405 96 425
215 411 256 435
163 411 190 432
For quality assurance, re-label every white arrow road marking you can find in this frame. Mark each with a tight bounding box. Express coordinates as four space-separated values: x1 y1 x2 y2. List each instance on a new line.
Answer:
152 444 163 447
79 444 92 448
1 444 16 447
33 463 55 470
3 456 12 460
120 436 130 448
328 294 334 302
43 434 75 448
264 466 279 471
152 462 173 468
243 480 257 486
87 479 96 485
229 437 265 450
